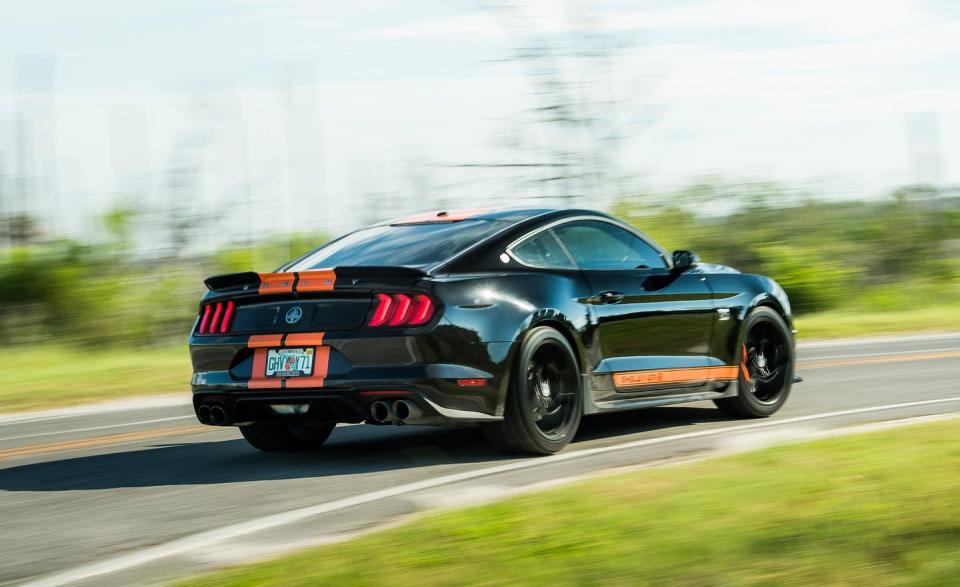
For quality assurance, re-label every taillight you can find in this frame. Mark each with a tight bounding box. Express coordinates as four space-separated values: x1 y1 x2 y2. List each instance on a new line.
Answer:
387 294 413 326
367 293 436 328
197 300 236 335
408 295 434 325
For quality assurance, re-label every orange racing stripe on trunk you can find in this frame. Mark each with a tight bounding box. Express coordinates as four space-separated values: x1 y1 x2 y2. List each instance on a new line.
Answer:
247 348 282 389
285 346 330 389
613 366 739 389
295 270 336 292
246 332 328 390
258 273 295 295
284 332 326 346
247 334 283 348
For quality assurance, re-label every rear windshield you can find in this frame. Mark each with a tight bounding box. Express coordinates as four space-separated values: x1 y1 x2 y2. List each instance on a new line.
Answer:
287 220 506 269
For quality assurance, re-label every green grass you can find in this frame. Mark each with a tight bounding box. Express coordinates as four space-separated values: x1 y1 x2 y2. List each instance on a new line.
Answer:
794 301 960 339
181 419 960 586
0 344 190 413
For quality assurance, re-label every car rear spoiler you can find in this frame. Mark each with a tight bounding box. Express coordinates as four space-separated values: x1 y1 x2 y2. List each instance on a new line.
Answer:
204 266 429 293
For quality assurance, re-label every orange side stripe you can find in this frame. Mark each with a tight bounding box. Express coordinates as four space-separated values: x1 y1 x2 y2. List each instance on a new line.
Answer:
296 270 336 292
613 366 739 389
258 272 295 295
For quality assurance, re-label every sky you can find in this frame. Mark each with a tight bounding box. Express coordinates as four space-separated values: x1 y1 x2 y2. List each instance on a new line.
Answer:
0 0 958 240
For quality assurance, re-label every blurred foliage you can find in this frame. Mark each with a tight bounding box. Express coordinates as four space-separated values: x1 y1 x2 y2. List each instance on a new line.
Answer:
0 230 327 347
614 182 960 314
1 182 958 349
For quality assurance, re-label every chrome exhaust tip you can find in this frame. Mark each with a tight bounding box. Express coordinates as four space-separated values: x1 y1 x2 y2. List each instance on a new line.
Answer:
209 405 227 426
370 400 391 423
394 399 422 423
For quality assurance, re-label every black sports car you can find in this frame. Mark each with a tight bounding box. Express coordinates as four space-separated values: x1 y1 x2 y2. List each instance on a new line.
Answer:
190 207 797 454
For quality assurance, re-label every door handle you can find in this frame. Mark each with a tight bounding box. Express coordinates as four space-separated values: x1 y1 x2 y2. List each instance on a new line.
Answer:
599 290 625 304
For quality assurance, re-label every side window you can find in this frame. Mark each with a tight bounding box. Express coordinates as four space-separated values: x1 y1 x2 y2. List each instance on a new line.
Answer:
510 229 575 269
553 221 667 270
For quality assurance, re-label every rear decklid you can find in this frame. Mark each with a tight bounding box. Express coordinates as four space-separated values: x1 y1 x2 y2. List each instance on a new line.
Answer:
197 267 431 335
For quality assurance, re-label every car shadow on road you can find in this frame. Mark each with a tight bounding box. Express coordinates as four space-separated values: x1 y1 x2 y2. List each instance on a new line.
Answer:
0 405 726 491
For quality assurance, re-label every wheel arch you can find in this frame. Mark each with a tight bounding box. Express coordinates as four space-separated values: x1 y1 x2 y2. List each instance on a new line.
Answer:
742 293 794 332
495 310 590 416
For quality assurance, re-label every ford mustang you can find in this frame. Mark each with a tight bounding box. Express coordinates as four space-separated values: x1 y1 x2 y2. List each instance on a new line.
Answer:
189 207 797 454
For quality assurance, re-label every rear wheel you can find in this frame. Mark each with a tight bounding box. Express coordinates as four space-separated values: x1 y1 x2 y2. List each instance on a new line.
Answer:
240 419 335 452
484 326 583 455
714 306 794 418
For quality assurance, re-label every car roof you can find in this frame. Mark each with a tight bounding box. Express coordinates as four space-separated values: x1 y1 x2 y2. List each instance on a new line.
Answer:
386 206 610 226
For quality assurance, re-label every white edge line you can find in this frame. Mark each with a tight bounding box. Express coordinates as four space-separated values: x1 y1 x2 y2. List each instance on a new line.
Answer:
0 395 191 426
0 416 196 442
23 395 960 587
798 331 960 349
799 347 960 361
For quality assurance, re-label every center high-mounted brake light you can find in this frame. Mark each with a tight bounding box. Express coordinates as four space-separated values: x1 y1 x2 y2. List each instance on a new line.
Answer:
197 300 236 335
368 293 435 327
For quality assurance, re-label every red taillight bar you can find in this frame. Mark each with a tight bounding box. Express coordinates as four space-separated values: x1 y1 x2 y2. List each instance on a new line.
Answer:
219 300 236 333
198 304 213 334
387 294 413 326
367 293 436 328
408 295 434 325
209 303 223 334
197 300 237 335
368 293 394 327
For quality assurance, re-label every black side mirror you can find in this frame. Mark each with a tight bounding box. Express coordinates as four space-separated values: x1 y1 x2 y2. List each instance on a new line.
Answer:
672 250 700 271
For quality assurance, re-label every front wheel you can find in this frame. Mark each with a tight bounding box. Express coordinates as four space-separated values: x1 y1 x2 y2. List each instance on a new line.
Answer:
714 306 794 418
240 419 335 452
484 326 583 455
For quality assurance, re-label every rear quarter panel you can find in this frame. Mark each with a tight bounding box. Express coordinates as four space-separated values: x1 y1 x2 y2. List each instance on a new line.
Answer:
432 270 595 412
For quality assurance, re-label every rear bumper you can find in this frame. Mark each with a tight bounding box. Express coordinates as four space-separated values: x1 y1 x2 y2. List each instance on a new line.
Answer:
192 376 503 426
189 335 514 426
192 386 503 427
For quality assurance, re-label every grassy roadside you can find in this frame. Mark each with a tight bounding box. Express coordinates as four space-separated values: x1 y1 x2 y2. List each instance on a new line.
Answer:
0 344 190 413
793 301 960 339
181 418 960 586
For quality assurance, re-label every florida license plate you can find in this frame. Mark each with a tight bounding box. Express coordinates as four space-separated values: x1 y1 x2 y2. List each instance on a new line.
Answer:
265 348 315 378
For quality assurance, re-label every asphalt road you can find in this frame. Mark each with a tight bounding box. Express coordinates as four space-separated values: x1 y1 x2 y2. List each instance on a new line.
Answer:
2 332 959 586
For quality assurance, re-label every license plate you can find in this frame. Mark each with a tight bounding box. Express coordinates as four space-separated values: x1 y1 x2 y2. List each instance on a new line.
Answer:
265 348 315 378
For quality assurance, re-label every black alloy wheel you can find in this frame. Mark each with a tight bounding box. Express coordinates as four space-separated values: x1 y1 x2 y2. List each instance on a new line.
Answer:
714 306 794 418
485 326 583 454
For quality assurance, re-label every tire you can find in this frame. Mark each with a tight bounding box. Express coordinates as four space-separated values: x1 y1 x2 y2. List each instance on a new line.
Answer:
714 306 794 418
484 326 583 455
240 419 335 452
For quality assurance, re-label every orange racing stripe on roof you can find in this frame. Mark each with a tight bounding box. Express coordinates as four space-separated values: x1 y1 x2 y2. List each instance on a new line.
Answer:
393 207 495 224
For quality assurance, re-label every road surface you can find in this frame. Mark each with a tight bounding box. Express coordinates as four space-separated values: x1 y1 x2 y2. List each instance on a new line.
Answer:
2 332 959 586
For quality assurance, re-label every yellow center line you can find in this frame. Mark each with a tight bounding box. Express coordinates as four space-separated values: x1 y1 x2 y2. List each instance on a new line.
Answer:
801 350 960 369
0 424 215 461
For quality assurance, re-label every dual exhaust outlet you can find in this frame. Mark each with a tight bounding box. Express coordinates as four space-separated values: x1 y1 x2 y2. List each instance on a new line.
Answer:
370 399 423 424
196 403 229 426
